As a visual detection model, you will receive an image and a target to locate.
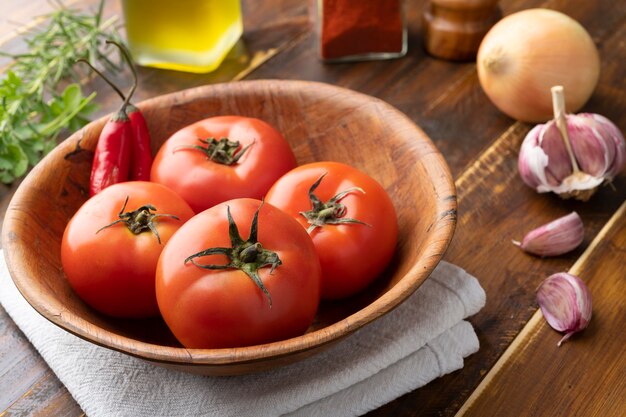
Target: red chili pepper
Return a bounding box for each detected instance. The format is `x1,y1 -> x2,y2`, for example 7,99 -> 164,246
78,40 -> 153,188
109,40 -> 153,181
89,110 -> 132,196
126,104 -> 153,181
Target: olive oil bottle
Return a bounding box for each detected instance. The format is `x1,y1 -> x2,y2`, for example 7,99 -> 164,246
122,0 -> 242,73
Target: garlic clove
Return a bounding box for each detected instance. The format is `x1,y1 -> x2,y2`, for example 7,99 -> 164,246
513,211 -> 584,257
537,272 -> 592,346
518,125 -> 546,189
569,115 -> 615,177
539,121 -> 573,184
517,86 -> 626,201
584,113 -> 626,178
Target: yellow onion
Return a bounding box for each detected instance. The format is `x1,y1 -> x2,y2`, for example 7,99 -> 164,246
477,9 -> 600,122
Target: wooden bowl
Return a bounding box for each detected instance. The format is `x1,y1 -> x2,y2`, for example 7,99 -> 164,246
2,80 -> 456,375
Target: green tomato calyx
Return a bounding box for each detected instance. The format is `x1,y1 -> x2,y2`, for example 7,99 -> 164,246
184,202 -> 281,308
96,196 -> 180,244
176,137 -> 253,165
300,173 -> 370,234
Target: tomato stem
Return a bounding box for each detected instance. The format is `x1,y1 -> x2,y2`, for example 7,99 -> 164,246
96,196 -> 180,244
174,137 -> 253,165
300,173 -> 370,233
184,202 -> 280,308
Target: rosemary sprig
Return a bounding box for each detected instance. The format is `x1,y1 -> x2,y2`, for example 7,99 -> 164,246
0,0 -> 125,184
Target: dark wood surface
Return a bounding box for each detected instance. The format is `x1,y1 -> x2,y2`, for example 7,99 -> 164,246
1,0 -> 624,415
457,201 -> 626,416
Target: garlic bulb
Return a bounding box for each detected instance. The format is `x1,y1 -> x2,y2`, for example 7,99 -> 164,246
537,272 -> 592,346
518,86 -> 626,201
513,211 -> 583,257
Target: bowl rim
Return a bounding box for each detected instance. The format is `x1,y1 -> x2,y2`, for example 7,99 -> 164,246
2,79 -> 457,368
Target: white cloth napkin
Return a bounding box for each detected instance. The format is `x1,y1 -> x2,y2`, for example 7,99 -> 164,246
0,252 -> 485,417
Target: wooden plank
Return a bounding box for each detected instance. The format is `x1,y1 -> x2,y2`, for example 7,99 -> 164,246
367,15 -> 626,417
457,199 -> 626,416
0,0 -> 309,201
0,303 -> 83,416
244,0 -> 623,178
0,0 -> 310,112
0,0 -> 109,69
0,305 -> 47,411
242,0 -> 553,178
0,0 -> 82,44
0,1 -> 308,415
1,372 -> 84,417
0,0 -> 624,416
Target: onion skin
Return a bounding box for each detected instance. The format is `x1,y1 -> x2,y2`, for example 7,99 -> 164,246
477,9 -> 600,123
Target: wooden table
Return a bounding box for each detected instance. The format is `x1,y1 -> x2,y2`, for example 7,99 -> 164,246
1,0 -> 624,415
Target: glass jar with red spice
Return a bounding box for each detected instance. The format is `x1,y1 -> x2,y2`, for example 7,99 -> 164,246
312,0 -> 407,62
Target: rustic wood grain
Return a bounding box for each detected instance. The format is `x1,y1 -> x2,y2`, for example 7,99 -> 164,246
0,0 -> 310,103
0,0 -> 624,414
2,80 -> 456,375
0,0 -> 82,44
244,0 -> 623,177
457,200 -> 626,416
0,0 -> 309,410
382,133 -> 625,417
0,304 -> 47,411
0,0 -> 114,70
368,9 -> 626,415
243,0 -> 554,177
1,363 -> 84,417
1,301 -> 80,417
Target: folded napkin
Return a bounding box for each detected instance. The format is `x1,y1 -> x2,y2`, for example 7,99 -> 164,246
0,252 -> 485,417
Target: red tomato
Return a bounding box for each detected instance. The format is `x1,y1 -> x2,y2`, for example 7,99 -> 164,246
150,116 -> 297,213
156,198 -> 321,349
265,162 -> 398,300
61,181 -> 194,318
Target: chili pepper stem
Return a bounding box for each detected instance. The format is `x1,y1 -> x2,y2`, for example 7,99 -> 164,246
76,58 -> 126,101
106,40 -> 137,111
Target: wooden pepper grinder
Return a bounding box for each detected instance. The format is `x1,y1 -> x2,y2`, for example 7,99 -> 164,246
423,0 -> 501,61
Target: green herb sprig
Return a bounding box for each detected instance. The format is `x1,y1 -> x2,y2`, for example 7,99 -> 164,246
0,0 -> 125,184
